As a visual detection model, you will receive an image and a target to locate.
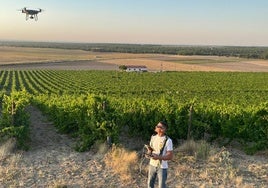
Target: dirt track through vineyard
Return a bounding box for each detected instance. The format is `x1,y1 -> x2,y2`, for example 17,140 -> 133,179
0,106 -> 130,187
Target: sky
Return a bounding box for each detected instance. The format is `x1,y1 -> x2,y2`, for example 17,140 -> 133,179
1,0 -> 268,46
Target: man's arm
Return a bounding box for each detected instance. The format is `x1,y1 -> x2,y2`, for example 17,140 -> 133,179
152,150 -> 173,161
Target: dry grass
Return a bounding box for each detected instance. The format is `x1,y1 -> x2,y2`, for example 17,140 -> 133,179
104,145 -> 139,181
177,139 -> 211,160
0,138 -> 17,159
0,138 -> 22,186
0,46 -> 95,64
172,140 -> 268,187
50,180 -> 68,188
0,46 -> 152,65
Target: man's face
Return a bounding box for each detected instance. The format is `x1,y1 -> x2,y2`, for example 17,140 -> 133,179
155,122 -> 166,134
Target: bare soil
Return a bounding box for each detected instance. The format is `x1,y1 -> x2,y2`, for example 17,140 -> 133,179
1,46 -> 268,72
0,106 -> 267,187
0,60 -> 118,70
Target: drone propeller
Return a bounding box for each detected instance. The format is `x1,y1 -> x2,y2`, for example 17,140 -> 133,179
17,7 -> 27,11
38,8 -> 44,12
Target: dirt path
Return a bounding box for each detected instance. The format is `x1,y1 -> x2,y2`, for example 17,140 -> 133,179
0,106 -> 130,187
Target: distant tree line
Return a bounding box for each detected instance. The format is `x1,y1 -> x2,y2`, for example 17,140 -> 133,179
1,40 -> 268,59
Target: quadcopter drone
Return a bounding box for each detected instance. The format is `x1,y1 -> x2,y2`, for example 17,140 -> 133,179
19,7 -> 43,21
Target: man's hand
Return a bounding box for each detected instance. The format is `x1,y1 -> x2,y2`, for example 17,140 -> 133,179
145,145 -> 154,152
151,151 -> 173,161
151,153 -> 161,160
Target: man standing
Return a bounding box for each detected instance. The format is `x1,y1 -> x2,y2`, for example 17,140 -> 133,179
147,121 -> 173,188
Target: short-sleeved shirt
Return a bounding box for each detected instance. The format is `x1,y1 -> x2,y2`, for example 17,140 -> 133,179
149,134 -> 173,169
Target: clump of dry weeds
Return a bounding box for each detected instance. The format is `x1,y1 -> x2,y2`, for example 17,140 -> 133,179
0,138 -> 22,186
177,139 -> 211,161
0,138 -> 17,159
104,145 -> 139,181
173,140 -> 249,187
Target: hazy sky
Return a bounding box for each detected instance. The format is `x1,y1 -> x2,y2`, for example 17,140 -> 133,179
1,0 -> 268,46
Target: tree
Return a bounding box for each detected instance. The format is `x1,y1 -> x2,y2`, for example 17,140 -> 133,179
119,65 -> 127,71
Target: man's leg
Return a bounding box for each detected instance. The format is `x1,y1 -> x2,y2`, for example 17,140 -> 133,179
148,165 -> 157,188
157,168 -> 167,188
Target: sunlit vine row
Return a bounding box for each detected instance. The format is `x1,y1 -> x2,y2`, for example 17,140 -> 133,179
40,70 -> 84,93
1,70 -> 268,104
30,70 -> 60,94
19,70 -> 37,94
23,71 -> 45,94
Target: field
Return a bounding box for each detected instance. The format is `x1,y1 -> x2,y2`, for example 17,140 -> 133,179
0,46 -> 267,187
1,46 -> 268,71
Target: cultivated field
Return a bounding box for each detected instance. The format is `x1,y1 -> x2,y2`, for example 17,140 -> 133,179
1,46 -> 268,71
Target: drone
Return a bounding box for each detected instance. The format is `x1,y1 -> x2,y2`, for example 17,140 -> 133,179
19,7 -> 43,21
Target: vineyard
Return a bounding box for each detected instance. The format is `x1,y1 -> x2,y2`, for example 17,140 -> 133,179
0,70 -> 267,153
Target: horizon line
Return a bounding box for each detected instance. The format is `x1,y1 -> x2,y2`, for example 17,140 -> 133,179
1,39 -> 268,48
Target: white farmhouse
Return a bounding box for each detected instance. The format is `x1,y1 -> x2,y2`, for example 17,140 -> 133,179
125,65 -> 148,72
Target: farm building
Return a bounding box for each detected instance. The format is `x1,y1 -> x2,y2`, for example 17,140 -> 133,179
125,65 -> 148,72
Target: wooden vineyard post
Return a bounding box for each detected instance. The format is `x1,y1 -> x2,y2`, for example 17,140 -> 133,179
187,105 -> 193,140
11,100 -> 16,126
103,101 -> 112,147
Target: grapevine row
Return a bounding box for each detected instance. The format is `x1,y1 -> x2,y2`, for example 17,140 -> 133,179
0,70 -> 267,153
